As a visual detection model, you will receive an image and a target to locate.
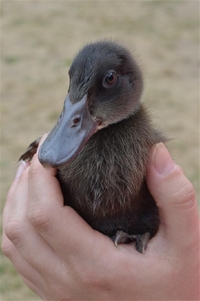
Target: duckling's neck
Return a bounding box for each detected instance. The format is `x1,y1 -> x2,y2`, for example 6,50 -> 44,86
95,104 -> 155,143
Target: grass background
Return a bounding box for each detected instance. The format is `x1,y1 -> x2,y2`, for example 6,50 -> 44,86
1,1 -> 199,300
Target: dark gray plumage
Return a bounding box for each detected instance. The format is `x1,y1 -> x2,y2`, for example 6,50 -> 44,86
20,41 -> 165,253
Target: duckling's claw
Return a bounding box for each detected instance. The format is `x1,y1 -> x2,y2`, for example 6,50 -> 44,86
113,230 -> 151,253
19,137 -> 41,162
113,230 -> 137,247
135,232 -> 151,253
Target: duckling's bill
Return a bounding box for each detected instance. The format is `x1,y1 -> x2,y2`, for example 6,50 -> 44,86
38,94 -> 98,168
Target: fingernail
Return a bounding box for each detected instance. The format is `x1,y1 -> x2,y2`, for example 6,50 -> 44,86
152,143 -> 176,175
15,160 -> 29,179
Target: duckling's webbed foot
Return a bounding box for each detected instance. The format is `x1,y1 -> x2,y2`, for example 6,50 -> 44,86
113,230 -> 151,254
19,137 -> 41,162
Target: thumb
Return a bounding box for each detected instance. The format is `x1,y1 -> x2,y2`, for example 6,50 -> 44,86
146,143 -> 199,248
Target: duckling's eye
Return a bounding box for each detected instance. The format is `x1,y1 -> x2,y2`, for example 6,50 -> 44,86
103,71 -> 117,88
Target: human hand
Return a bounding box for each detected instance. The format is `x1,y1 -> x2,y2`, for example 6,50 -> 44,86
2,142 -> 199,300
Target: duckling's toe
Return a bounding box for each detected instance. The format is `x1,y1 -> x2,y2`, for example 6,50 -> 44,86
113,230 -> 151,253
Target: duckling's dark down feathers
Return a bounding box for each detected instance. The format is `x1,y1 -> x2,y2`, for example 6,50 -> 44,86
20,41 -> 166,253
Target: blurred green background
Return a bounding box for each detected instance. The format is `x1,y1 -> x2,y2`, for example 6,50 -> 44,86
1,1 -> 199,300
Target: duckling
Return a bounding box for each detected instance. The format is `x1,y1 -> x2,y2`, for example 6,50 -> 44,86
20,41 -> 165,253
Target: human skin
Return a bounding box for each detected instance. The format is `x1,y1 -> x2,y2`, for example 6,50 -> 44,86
2,141 -> 200,300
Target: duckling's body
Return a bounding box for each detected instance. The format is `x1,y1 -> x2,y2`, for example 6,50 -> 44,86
58,107 -> 161,240
20,41 -> 165,253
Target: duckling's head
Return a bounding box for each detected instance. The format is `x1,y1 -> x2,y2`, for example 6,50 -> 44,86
39,41 -> 143,167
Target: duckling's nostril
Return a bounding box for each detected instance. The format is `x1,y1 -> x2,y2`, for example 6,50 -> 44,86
71,116 -> 81,127
97,120 -> 102,127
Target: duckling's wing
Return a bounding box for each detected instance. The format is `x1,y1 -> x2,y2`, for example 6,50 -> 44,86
19,137 -> 41,162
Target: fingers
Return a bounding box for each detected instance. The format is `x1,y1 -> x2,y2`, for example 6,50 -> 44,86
146,143 -> 199,249
28,152 -> 112,264
21,277 -> 45,300
2,233 -> 45,294
2,159 -> 62,277
3,161 -> 30,225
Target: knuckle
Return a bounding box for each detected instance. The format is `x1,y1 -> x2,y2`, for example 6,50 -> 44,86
5,220 -> 25,243
172,179 -> 196,209
28,207 -> 53,230
183,181 -> 196,201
